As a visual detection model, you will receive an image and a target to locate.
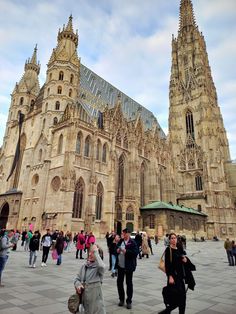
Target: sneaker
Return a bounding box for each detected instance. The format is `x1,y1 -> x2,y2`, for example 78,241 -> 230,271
111,273 -> 115,278
29,265 -> 32,268
118,301 -> 124,307
33,264 -> 36,268
44,263 -> 47,267
126,303 -> 132,309
41,262 -> 44,267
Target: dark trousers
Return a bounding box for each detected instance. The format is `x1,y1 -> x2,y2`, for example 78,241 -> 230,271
117,266 -> 133,304
226,250 -> 234,266
76,249 -> 83,259
109,252 -> 112,270
42,246 -> 50,263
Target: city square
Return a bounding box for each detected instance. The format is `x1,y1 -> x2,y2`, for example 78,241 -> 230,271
0,239 -> 235,314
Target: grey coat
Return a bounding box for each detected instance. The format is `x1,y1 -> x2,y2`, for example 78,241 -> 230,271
74,250 -> 106,314
0,236 -> 12,257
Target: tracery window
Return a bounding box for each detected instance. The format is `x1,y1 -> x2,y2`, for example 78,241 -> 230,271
70,74 -> 74,84
95,182 -> 103,220
126,206 -> 134,221
140,162 -> 145,207
69,89 -> 72,97
38,149 -> 42,162
72,178 -> 84,218
118,155 -> 124,197
186,110 -> 195,140
19,97 -> 24,106
195,175 -> 203,191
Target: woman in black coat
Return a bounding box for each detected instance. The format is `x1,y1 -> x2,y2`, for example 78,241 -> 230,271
55,231 -> 65,265
159,233 -> 187,314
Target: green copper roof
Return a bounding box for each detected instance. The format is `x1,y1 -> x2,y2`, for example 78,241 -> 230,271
140,201 -> 207,217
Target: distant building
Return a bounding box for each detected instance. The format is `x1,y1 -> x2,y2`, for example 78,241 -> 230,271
0,1 -> 235,238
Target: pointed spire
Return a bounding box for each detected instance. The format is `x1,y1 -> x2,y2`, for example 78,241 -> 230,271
24,45 -> 40,75
179,0 -> 196,31
30,44 -> 38,64
65,15 -> 73,32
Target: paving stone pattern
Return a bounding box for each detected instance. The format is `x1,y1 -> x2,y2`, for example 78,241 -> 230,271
0,240 -> 235,313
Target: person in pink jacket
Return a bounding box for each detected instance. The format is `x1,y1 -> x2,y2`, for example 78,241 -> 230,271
76,230 -> 85,259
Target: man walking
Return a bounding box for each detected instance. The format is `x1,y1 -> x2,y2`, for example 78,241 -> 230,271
116,228 -> 138,309
0,229 -> 14,287
224,238 -> 234,266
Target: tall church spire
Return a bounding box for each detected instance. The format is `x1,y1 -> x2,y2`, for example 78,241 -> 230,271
179,0 -> 196,31
25,44 -> 40,75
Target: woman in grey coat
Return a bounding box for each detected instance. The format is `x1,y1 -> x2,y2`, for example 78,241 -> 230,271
74,244 -> 106,314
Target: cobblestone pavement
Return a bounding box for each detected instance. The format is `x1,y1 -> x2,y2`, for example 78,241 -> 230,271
0,239 -> 235,314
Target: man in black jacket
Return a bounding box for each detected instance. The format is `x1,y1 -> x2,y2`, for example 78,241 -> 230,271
116,228 -> 138,310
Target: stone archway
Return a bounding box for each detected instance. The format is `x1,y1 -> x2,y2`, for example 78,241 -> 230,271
0,203 -> 9,229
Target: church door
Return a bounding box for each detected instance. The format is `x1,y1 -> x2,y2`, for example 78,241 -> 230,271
0,203 -> 9,229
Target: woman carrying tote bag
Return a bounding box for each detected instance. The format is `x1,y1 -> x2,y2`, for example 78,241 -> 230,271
159,233 -> 187,314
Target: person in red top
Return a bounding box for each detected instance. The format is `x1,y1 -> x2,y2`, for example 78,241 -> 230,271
76,230 -> 85,259
85,231 -> 96,257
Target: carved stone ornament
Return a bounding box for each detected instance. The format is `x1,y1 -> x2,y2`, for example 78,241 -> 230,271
51,176 -> 61,191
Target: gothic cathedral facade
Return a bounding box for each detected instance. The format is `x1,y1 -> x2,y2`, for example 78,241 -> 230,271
0,0 -> 235,238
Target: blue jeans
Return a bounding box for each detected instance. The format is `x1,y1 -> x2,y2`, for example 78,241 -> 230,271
0,255 -> 9,282
111,254 -> 117,273
57,254 -> 62,265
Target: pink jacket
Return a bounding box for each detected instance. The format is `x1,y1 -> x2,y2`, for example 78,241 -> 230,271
76,234 -> 85,250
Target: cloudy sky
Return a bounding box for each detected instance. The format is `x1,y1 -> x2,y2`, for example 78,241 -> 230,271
0,0 -> 236,159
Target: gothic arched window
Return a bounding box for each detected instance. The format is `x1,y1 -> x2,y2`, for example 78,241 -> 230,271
19,97 -> 24,106
118,155 -> 124,197
140,162 -> 145,207
70,74 -> 74,84
69,89 -> 72,97
59,71 -> 64,81
95,182 -> 103,220
96,139 -> 101,161
148,214 -> 155,229
57,134 -> 63,155
57,86 -> 62,94
186,110 -> 195,139
126,206 -> 134,221
76,132 -> 82,154
72,178 -> 84,218
55,101 -> 60,110
195,175 -> 203,191
38,149 -> 42,162
84,136 -> 91,157
102,143 -> 107,162
53,117 -> 58,125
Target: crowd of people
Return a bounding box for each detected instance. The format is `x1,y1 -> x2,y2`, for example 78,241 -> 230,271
2,227 -> 233,314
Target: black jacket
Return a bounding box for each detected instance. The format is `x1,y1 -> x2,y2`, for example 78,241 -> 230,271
29,235 -> 40,251
117,238 -> 138,272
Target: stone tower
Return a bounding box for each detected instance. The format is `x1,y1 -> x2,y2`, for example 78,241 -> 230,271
168,0 -> 236,237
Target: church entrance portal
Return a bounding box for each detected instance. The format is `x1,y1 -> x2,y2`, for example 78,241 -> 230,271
0,203 -> 9,229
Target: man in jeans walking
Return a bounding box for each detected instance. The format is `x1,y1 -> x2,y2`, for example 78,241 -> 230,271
116,228 -> 138,309
0,229 -> 14,287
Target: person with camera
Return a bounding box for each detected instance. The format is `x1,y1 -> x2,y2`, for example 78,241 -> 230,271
74,244 -> 106,314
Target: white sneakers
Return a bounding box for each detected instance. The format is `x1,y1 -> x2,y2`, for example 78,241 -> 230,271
41,262 -> 47,267
29,264 -> 36,268
33,264 -> 36,268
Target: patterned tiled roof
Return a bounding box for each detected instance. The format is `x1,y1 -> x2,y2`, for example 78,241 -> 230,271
80,63 -> 166,138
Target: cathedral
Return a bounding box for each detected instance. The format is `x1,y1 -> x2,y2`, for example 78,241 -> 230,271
0,0 -> 235,239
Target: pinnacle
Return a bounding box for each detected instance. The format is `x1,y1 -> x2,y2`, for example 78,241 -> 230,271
30,44 -> 38,65
179,0 -> 196,31
65,14 -> 74,32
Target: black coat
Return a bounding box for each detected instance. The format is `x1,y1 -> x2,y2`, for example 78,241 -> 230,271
55,236 -> 64,255
117,238 -> 138,272
29,235 -> 40,251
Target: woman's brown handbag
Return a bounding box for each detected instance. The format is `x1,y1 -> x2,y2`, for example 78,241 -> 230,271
158,247 -> 172,273
158,252 -> 166,273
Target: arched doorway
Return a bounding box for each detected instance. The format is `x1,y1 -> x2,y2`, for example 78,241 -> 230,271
116,221 -> 122,236
0,203 -> 9,229
126,222 -> 134,232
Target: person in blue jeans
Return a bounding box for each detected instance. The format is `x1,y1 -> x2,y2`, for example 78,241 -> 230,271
110,234 -> 120,277
0,229 -> 14,287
